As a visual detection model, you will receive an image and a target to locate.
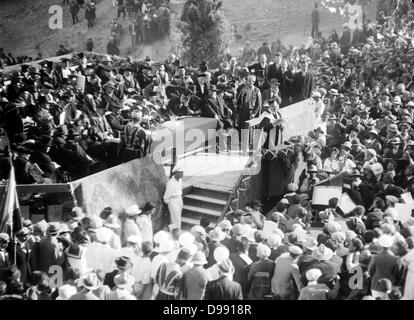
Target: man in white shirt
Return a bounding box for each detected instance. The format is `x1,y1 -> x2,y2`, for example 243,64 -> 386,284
163,166 -> 184,231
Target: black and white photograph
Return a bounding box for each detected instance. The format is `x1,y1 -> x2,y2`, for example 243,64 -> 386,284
0,0 -> 414,307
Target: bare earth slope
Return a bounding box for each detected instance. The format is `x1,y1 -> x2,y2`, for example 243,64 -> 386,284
0,0 -> 376,61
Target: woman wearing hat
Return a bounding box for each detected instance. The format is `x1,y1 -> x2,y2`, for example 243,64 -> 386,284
64,228 -> 89,276
135,202 -> 155,243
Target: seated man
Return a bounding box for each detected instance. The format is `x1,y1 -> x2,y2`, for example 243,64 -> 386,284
166,90 -> 198,118
201,85 -> 234,130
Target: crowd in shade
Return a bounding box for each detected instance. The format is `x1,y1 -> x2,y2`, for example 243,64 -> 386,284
1,1 -> 414,300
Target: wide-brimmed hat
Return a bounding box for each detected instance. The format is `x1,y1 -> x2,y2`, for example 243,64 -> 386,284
172,165 -> 184,174
71,207 -> 86,221
191,251 -> 208,265
114,273 -> 135,289
307,165 -> 318,173
104,214 -> 121,229
312,244 -> 334,261
231,223 -> 247,236
214,247 -> 230,263
155,239 -> 175,253
289,245 -> 303,256
47,222 -> 61,236
342,141 -> 352,149
208,227 -> 226,242
125,204 -> 141,217
56,284 -> 77,300
378,234 -> 394,248
218,219 -> 232,231
79,273 -> 100,291
115,256 -> 133,271
218,258 -> 234,275
95,227 -> 113,244
306,268 -> 323,281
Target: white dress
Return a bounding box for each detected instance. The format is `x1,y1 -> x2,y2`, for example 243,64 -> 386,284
136,215 -> 153,243
402,249 -> 414,300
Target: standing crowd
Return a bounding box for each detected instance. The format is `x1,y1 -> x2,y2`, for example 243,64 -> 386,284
1,0 -> 414,300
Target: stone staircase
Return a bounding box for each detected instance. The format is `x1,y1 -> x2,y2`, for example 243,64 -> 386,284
181,186 -> 231,230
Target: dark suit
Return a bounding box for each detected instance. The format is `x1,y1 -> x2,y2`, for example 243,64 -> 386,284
204,276 -> 243,300
105,112 -> 126,138
221,236 -> 241,255
230,253 -> 251,299
104,269 -> 119,290
7,242 -> 32,284
248,63 -> 269,77
267,63 -> 283,83
368,251 -> 400,291
292,70 -> 314,103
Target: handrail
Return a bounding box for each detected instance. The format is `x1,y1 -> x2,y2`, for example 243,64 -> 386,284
217,155 -> 255,224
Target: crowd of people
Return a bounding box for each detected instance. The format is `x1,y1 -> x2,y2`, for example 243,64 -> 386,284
1,0 -> 414,300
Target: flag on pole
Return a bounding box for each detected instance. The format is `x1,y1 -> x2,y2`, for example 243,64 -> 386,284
0,164 -> 22,235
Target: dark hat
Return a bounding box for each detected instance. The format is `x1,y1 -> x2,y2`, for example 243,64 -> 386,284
270,78 -> 280,85
209,85 -> 219,92
142,202 -> 155,212
55,125 -> 68,136
100,207 -> 112,220
39,135 -> 53,147
115,256 -> 133,271
67,128 -> 80,139
47,222 -> 61,236
307,165 -> 318,173
177,248 -> 192,262
256,70 -> 265,78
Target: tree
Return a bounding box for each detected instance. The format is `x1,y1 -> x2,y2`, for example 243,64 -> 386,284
178,0 -> 233,68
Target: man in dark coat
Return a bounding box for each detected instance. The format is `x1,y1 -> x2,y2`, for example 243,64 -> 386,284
105,103 -> 127,138
248,54 -> 269,79
267,53 -> 283,83
7,228 -> 32,285
229,238 -> 252,299
201,85 -> 233,129
166,91 -> 196,117
292,57 -> 314,103
204,259 -> 243,300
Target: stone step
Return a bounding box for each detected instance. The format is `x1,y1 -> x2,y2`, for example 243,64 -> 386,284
182,205 -> 222,218
181,216 -> 200,229
183,194 -> 227,211
191,186 -> 232,201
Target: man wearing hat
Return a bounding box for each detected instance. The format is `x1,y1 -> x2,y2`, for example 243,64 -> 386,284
205,258 -> 243,300
163,165 -> 184,231
34,223 -> 64,274
154,248 -> 192,300
271,245 -> 303,300
181,251 -> 210,300
368,234 -> 400,299
69,273 -> 100,300
262,78 -> 282,106
0,233 -> 11,279
122,205 -> 142,246
201,85 -> 234,130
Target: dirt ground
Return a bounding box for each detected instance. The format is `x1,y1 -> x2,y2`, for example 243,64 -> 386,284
0,0 -> 377,62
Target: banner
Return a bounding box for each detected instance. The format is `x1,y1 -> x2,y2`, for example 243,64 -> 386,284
70,155 -> 168,231
279,98 -> 322,139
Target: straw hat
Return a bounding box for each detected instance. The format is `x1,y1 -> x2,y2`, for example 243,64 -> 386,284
79,273 -> 100,291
